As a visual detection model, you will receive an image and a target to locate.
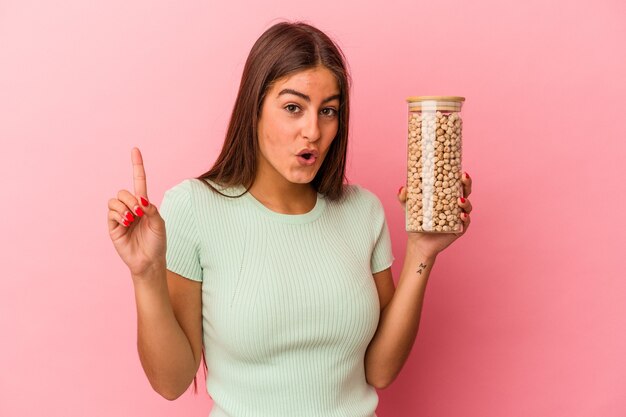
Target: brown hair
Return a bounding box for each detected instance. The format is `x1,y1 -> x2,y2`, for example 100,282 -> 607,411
190,20 -> 353,395
194,20 -> 352,201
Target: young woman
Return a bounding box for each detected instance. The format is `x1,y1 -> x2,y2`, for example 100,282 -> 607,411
107,21 -> 472,417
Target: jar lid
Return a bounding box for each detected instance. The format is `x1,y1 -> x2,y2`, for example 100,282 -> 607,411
406,96 -> 465,102
406,96 -> 465,112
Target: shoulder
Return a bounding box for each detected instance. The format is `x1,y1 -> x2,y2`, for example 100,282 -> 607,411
335,183 -> 386,221
163,178 -> 193,195
164,178 -> 242,200
160,179 -> 205,214
161,179 -> 193,206
341,183 -> 384,209
165,178 -> 217,194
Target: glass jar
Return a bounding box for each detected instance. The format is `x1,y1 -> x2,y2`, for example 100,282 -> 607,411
405,96 -> 465,233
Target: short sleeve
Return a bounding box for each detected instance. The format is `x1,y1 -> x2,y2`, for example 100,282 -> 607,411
159,180 -> 203,282
370,199 -> 395,274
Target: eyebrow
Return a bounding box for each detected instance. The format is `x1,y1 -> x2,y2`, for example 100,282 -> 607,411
277,89 -> 341,104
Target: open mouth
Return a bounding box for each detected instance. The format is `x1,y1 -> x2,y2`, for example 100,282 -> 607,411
296,148 -> 319,166
296,153 -> 317,166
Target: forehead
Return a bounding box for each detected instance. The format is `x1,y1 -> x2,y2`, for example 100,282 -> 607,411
271,67 -> 339,94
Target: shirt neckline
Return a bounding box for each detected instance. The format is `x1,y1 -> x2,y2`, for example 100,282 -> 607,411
239,185 -> 326,224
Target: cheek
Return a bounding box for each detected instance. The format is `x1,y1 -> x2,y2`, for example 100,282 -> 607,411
259,119 -> 294,163
265,120 -> 294,150
322,123 -> 339,147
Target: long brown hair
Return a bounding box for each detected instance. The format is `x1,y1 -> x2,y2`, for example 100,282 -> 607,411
194,20 -> 352,201
190,20 -> 353,396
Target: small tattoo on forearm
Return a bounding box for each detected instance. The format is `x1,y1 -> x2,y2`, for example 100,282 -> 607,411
416,262 -> 428,274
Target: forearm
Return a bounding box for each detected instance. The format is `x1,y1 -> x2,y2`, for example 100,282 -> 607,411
365,245 -> 436,389
132,264 -> 197,400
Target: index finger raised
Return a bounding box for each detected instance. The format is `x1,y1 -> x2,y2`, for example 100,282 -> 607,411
131,147 -> 148,199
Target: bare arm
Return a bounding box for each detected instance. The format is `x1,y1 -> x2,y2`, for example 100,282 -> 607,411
107,148 -> 204,400
133,263 -> 203,400
365,246 -> 435,389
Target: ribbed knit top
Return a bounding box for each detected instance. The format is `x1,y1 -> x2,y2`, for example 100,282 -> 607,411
159,178 -> 395,417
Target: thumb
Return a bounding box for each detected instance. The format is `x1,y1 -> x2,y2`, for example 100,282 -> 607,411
134,194 -> 158,217
397,185 -> 407,208
133,194 -> 165,236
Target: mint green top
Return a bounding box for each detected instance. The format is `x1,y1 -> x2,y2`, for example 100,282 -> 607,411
159,178 -> 395,417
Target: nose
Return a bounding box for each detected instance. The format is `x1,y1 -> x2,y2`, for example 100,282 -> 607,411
302,112 -> 321,143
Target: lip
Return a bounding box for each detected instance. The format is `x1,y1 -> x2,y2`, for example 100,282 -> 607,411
296,154 -> 317,166
296,148 -> 319,158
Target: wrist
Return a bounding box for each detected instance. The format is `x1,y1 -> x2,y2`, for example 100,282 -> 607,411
405,244 -> 438,263
400,245 -> 436,283
131,260 -> 167,284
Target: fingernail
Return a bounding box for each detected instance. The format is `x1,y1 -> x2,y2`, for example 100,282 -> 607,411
460,197 -> 466,203
140,196 -> 149,207
134,206 -> 144,217
122,219 -> 130,227
398,186 -> 403,195
464,172 -> 470,179
124,211 -> 134,222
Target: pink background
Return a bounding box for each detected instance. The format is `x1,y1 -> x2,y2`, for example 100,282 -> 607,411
1,0 -> 625,416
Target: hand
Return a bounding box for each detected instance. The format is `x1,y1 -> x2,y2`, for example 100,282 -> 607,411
398,172 -> 473,259
107,147 -> 167,278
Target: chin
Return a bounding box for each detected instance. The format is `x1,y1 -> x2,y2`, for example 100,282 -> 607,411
287,172 -> 317,184
289,177 -> 314,185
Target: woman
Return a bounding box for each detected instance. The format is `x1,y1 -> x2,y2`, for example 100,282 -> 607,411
107,21 -> 472,417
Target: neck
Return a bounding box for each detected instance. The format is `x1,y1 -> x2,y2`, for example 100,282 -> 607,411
248,172 -> 317,215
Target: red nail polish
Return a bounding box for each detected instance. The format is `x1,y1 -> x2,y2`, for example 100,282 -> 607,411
460,197 -> 466,203
123,219 -> 130,227
140,196 -> 149,207
125,212 -> 134,222
135,207 -> 144,217
398,186 -> 403,195
465,172 -> 470,179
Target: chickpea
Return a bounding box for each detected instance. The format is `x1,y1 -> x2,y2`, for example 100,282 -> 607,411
406,106 -> 464,233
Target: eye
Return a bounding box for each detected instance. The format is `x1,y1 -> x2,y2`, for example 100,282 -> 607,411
321,108 -> 338,118
285,104 -> 301,114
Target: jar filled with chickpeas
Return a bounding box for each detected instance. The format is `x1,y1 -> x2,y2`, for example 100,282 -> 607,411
406,96 -> 465,233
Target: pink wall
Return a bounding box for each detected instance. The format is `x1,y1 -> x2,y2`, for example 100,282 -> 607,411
1,0 -> 624,416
